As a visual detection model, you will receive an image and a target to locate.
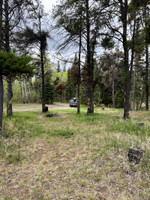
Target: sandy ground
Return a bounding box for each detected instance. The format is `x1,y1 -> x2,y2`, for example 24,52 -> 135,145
12,103 -> 73,112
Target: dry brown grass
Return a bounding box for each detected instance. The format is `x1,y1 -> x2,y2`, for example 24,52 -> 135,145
0,106 -> 150,200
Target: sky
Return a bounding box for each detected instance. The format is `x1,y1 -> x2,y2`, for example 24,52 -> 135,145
40,0 -> 76,67
40,0 -> 77,68
41,0 -> 58,12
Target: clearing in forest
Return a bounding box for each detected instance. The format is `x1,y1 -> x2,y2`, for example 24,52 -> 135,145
0,104 -> 150,200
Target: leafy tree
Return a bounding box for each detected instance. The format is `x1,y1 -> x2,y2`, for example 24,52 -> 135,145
0,51 -> 33,135
53,76 -> 60,86
57,61 -> 61,72
65,55 -> 79,101
65,68 -> 77,101
55,83 -> 66,101
52,71 -> 68,84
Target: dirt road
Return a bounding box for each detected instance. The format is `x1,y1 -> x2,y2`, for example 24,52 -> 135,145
12,103 -> 73,112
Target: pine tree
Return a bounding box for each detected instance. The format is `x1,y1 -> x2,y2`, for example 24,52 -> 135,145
2,0 -> 33,117
0,51 -> 33,135
0,0 -> 3,135
53,0 -> 110,114
108,0 -> 140,118
19,0 -> 50,112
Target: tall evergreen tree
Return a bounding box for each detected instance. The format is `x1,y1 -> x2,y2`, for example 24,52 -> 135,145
0,51 -> 33,135
53,0 -> 110,114
0,0 -> 3,135
142,1 -> 150,110
19,0 -> 50,112
2,0 -> 33,117
108,0 -> 139,118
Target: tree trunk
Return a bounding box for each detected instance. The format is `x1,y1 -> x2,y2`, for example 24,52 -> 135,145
121,0 -> 130,119
7,75 -> 13,117
132,69 -> 135,111
77,21 -> 82,114
0,0 -> 3,135
144,4 -> 149,111
91,85 -> 94,113
87,71 -> 94,114
0,75 -> 3,135
139,91 -> 144,110
145,43 -> 149,111
41,44 -> 45,112
123,49 -> 131,119
24,80 -> 28,103
124,75 -> 131,119
77,71 -> 80,114
123,0 -> 138,119
5,0 -> 13,117
21,81 -> 25,103
28,82 -> 31,102
112,77 -> 115,108
86,0 -> 94,114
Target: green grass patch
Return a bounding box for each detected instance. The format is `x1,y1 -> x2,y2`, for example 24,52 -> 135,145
6,152 -> 21,164
4,196 -> 13,200
1,104 -> 150,200
106,118 -> 150,136
51,129 -> 74,138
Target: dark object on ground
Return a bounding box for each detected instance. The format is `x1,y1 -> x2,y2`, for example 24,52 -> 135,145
45,113 -> 58,117
70,97 -> 77,107
44,106 -> 48,112
136,122 -> 144,126
128,147 -> 143,164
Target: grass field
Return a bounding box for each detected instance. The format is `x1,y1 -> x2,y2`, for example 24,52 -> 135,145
0,104 -> 150,200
